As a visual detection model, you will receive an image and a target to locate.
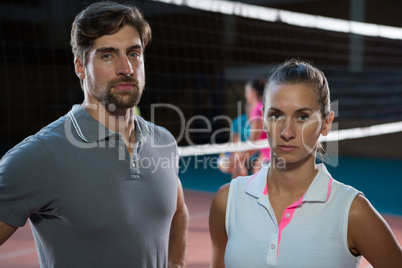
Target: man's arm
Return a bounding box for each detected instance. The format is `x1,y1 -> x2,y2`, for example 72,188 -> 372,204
168,179 -> 189,268
0,220 -> 17,246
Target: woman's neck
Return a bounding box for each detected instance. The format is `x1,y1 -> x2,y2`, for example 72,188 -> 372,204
268,154 -> 318,196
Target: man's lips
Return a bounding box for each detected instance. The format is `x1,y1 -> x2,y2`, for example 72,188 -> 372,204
113,83 -> 134,91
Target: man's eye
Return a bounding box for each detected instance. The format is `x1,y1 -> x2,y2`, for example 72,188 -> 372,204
101,54 -> 112,59
128,52 -> 140,58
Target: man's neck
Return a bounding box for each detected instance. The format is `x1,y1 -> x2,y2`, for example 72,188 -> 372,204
83,100 -> 136,144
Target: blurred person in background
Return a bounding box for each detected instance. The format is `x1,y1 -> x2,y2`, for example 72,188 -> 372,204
218,104 -> 251,178
223,79 -> 271,176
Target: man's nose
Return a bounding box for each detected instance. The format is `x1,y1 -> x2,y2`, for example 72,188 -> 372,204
116,55 -> 133,76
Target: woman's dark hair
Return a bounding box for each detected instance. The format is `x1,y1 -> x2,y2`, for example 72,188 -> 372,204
247,79 -> 266,100
263,59 -> 331,118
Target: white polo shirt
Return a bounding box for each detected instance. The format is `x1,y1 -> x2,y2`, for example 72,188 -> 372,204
225,163 -> 362,268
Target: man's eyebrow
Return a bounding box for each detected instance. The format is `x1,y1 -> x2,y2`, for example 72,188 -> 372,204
95,45 -> 143,55
95,47 -> 119,54
127,45 -> 142,51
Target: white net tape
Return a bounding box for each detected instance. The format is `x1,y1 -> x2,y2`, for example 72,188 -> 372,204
178,121 -> 402,157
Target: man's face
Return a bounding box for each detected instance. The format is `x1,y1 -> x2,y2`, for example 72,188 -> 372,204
76,25 -> 145,110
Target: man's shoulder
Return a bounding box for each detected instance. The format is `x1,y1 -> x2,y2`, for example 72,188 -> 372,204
36,115 -> 68,138
137,116 -> 176,142
3,115 -> 68,161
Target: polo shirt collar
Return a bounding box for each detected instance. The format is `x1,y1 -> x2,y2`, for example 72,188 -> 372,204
132,115 -> 150,146
68,105 -> 118,143
302,164 -> 333,203
244,164 -> 270,198
244,163 -> 332,203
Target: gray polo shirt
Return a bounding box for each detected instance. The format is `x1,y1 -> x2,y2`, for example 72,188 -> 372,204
0,105 -> 178,268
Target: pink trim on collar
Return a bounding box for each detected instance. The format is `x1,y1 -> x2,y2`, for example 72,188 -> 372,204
244,173 -> 259,192
326,177 -> 333,202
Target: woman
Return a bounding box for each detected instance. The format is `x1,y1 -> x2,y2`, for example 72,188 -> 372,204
219,80 -> 271,177
218,104 -> 250,178
232,79 -> 271,175
209,59 -> 402,267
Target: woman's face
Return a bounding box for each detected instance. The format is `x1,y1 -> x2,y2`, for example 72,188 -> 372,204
244,83 -> 257,105
263,83 -> 333,165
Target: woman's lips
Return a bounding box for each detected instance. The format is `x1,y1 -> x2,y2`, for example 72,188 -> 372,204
278,145 -> 297,152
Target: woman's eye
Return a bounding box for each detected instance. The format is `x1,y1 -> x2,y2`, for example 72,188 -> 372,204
269,113 -> 283,121
297,114 -> 309,121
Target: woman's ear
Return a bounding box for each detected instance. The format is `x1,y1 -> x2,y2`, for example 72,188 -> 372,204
321,111 -> 334,136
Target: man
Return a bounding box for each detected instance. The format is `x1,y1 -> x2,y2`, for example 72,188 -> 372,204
0,2 -> 188,267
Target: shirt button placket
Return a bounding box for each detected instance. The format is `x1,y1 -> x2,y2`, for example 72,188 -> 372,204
266,235 -> 278,265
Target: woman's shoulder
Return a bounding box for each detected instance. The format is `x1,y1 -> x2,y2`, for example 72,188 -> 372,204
215,183 -> 230,201
213,175 -> 255,206
231,174 -> 257,191
330,177 -> 362,198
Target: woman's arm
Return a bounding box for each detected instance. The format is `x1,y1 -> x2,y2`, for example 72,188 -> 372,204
0,221 -> 17,246
234,118 -> 261,166
348,194 -> 402,267
209,183 -> 230,268
248,118 -> 263,142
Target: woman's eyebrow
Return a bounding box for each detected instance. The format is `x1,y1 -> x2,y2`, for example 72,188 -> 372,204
268,107 -> 313,113
295,107 -> 313,113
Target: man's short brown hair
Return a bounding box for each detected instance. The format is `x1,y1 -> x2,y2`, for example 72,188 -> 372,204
70,1 -> 152,66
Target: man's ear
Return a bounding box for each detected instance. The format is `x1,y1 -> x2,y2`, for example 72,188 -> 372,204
321,111 -> 334,136
74,58 -> 85,80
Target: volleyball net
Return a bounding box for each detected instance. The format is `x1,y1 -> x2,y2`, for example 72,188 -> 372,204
143,0 -> 402,147
1,0 -> 402,161
144,0 -> 402,162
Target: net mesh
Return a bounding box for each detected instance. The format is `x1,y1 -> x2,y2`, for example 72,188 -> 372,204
0,0 -> 401,158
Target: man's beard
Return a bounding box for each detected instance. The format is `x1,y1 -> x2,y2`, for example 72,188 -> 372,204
102,77 -> 144,110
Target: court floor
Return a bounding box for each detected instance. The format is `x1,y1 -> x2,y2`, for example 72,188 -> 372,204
0,189 -> 401,267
